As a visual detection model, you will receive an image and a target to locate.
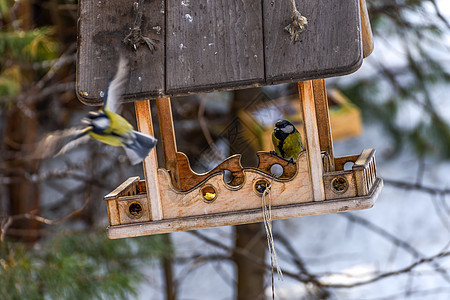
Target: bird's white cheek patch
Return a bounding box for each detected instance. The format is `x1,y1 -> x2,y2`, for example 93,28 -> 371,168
92,117 -> 110,129
282,125 -> 294,134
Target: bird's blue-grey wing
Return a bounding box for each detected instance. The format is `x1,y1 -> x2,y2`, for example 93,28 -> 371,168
55,130 -> 91,157
103,57 -> 128,114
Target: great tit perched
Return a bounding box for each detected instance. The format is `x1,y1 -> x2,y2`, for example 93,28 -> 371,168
272,119 -> 303,162
35,57 -> 157,165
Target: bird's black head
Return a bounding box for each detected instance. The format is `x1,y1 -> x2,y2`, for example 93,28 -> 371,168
274,119 -> 295,140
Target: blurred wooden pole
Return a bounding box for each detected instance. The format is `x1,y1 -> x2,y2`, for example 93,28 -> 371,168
360,0 -> 374,58
231,88 -> 266,300
312,79 -> 335,171
4,0 -> 40,243
161,233 -> 176,300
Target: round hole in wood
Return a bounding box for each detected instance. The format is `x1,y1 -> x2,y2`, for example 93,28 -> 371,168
253,178 -> 270,197
128,202 -> 143,217
222,170 -> 245,190
331,176 -> 349,194
201,185 -> 217,203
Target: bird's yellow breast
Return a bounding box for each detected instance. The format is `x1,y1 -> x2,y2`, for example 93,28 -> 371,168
272,130 -> 303,161
88,110 -> 134,147
104,110 -> 133,135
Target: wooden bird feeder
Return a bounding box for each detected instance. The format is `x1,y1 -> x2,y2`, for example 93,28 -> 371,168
77,0 -> 382,238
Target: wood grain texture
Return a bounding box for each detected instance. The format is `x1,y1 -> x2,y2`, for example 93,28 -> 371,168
323,171 -> 356,200
155,98 -> 180,189
135,100 -> 163,220
299,81 -> 325,201
77,0 -> 365,103
117,195 -> 151,224
312,79 -> 335,170
77,0 -> 165,105
104,176 -> 140,200
173,153 -> 245,192
165,0 -> 265,95
105,176 -> 140,226
159,152 -> 312,219
106,200 -> 121,226
103,149 -> 382,235
263,0 -> 362,83
334,154 -> 359,171
353,148 -> 375,169
106,178 -> 383,238
354,149 -> 377,196
255,151 -> 298,179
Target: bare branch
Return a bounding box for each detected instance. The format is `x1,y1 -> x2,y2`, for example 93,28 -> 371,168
1,195 -> 91,242
430,0 -> 450,30
384,178 -> 450,195
341,213 -> 450,283
326,249 -> 450,288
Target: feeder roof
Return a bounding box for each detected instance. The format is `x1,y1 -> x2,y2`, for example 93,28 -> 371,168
77,0 -> 363,105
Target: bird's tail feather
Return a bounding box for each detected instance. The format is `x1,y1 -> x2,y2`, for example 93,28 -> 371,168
123,131 -> 157,165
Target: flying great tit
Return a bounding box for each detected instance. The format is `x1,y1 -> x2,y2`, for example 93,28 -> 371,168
35,58 -> 157,165
272,119 -> 303,162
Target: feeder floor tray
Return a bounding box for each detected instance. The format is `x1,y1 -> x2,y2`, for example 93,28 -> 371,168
106,178 -> 382,239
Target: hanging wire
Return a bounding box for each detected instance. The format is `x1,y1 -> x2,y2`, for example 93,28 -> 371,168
261,176 -> 283,299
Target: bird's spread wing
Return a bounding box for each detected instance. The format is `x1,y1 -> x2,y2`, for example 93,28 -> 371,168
55,133 -> 91,157
103,57 -> 128,114
33,128 -> 90,159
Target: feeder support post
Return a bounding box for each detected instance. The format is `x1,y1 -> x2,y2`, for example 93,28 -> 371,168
156,98 -> 181,190
312,79 -> 335,171
135,100 -> 163,220
299,81 -> 326,201
360,0 -> 374,58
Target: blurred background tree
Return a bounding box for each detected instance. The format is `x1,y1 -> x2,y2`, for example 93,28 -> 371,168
1,0 -> 450,299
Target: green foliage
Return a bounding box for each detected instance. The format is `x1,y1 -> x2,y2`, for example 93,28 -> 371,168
0,28 -> 58,63
0,65 -> 22,97
0,1 -> 58,98
0,229 -> 170,299
0,0 -> 13,20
